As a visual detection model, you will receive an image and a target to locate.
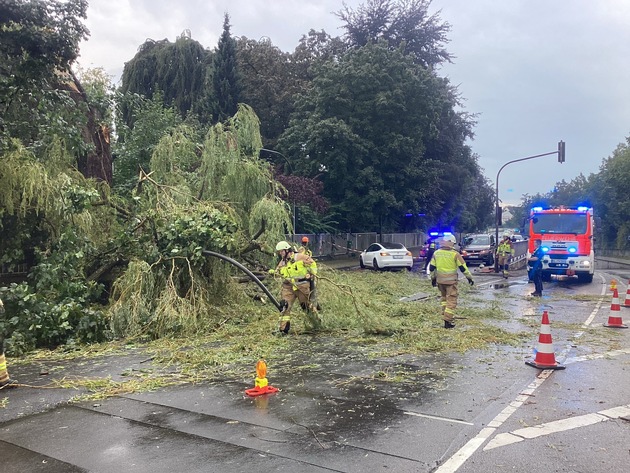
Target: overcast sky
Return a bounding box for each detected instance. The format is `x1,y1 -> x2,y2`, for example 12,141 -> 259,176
77,0 -> 630,206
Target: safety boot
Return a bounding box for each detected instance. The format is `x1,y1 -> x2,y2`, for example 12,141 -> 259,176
278,321 -> 290,335
444,321 -> 456,329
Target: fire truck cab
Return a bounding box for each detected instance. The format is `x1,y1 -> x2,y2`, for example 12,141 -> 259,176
528,206 -> 595,283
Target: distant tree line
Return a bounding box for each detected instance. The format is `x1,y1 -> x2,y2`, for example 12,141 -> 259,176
508,136 -> 630,251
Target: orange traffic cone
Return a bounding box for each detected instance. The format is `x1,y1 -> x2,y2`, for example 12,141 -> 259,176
623,281 -> 630,308
526,310 -> 565,370
604,289 -> 628,329
245,359 -> 279,397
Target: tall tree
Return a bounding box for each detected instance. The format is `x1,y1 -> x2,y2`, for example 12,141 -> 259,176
587,139 -> 630,249
236,37 -> 295,149
212,14 -> 241,123
336,0 -> 452,67
119,32 -> 211,126
278,42 -> 475,232
0,0 -> 89,150
0,0 -> 114,183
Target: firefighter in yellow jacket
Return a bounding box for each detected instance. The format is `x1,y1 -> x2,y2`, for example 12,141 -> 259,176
270,241 -> 319,334
430,235 -> 474,329
0,297 -> 16,389
496,234 -> 514,279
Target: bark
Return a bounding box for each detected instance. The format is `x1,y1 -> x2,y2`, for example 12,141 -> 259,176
60,71 -> 113,184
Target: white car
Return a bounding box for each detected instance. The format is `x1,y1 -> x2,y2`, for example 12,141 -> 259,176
359,242 -> 413,271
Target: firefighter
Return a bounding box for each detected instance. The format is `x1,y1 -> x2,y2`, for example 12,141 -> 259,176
423,238 -> 437,273
270,241 -> 319,334
528,239 -> 545,297
298,236 -> 313,257
0,298 -> 16,389
496,234 -> 515,278
297,236 -> 321,310
430,235 -> 474,329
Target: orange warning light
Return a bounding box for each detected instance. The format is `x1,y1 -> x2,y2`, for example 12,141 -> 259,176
245,359 -> 279,397
256,360 -> 267,379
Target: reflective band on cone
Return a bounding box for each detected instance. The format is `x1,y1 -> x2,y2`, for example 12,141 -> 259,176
623,281 -> 630,308
604,289 -> 628,328
526,310 -> 565,370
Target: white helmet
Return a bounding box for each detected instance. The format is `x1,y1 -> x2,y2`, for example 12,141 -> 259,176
442,235 -> 456,246
275,241 -> 292,251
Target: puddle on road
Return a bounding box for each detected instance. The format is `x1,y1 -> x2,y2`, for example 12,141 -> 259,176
249,337 -> 460,440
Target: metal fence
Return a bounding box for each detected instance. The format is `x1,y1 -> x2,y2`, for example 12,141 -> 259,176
289,233 -> 427,258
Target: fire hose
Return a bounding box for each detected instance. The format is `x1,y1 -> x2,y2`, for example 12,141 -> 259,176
202,250 -> 286,312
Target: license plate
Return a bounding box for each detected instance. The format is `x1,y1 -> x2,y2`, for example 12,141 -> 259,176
393,255 -> 403,259
468,255 -> 478,258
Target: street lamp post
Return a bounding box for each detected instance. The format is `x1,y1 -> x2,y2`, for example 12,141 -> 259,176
494,142 -> 565,272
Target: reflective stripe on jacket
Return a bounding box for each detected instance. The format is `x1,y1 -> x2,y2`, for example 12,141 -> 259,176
431,248 -> 470,284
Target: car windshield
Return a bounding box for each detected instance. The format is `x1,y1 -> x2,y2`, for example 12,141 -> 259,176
463,235 -> 490,246
381,242 -> 405,250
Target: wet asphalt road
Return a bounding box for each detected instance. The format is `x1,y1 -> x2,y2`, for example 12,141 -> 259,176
1,264 -> 630,473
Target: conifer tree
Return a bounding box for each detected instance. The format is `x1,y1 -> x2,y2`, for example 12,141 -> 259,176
212,13 -> 241,123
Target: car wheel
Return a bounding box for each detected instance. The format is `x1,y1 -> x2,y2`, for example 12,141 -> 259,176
359,257 -> 365,269
373,258 -> 380,270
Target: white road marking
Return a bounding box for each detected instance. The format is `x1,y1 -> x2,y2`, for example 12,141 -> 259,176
434,370 -> 553,473
403,411 -> 474,426
435,272 -> 611,472
564,347 -> 630,365
484,404 -> 630,450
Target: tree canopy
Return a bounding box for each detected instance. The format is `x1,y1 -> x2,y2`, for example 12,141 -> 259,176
119,33 -> 211,126
278,41 -> 489,232
336,0 -> 452,67
0,0 -> 90,151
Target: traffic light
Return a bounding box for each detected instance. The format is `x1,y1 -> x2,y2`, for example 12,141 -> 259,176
557,140 -> 565,163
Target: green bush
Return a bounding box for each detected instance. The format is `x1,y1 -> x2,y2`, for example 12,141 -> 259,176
0,230 -> 111,356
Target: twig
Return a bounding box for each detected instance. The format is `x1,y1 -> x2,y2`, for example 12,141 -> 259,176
290,416 -> 326,449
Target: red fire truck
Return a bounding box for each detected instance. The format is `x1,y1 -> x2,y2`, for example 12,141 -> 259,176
528,206 -> 595,283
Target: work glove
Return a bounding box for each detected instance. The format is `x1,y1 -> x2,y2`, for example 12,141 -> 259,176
268,269 -> 275,275
467,277 -> 475,286
431,278 -> 437,287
